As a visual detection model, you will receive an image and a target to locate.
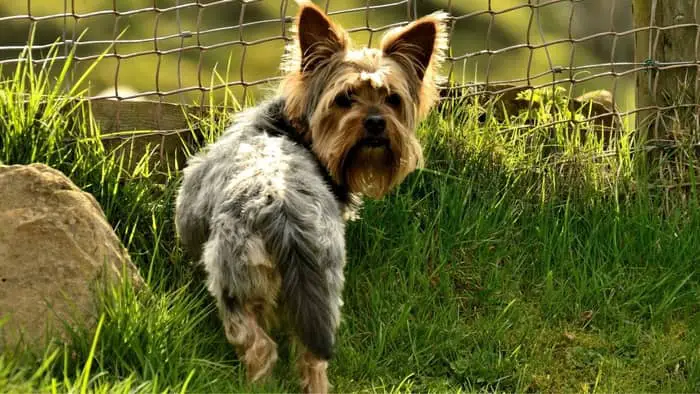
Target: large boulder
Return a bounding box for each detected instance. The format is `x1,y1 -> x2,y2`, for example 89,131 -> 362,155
0,163 -> 144,350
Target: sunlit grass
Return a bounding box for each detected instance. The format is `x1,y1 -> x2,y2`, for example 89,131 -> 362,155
0,37 -> 698,393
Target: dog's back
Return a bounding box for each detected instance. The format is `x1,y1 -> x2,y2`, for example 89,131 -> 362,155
175,99 -> 323,260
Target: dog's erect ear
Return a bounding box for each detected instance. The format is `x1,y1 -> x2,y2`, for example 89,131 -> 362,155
296,1 -> 346,72
380,12 -> 449,81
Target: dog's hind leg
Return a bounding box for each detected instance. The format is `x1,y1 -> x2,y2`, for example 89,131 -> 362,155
220,301 -> 278,382
202,215 -> 281,382
296,344 -> 330,394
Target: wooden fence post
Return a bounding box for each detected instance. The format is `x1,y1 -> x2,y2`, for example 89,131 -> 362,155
634,0 -> 699,140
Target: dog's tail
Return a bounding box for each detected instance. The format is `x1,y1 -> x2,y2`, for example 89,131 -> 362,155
256,200 -> 341,361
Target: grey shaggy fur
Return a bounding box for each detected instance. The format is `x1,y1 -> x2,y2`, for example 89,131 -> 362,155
175,98 -> 359,360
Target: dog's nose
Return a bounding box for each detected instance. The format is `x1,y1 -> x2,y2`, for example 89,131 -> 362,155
363,114 -> 386,136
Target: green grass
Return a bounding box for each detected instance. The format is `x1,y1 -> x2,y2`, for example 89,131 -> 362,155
0,42 -> 698,394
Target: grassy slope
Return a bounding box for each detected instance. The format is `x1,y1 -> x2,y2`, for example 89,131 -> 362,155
0,50 -> 698,393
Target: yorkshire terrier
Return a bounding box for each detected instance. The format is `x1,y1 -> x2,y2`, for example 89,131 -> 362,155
175,1 -> 448,392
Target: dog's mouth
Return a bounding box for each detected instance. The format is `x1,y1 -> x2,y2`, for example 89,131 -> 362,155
338,137 -> 394,187
357,136 -> 390,149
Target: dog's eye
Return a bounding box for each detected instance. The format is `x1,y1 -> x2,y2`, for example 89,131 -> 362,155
334,92 -> 353,108
386,93 -> 401,107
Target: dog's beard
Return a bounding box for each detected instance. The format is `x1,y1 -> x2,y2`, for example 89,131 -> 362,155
342,139 -> 397,199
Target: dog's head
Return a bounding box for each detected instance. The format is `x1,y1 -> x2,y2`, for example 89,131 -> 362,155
280,1 -> 448,199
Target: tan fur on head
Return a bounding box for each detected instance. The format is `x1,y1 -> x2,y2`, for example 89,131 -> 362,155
280,1 -> 449,199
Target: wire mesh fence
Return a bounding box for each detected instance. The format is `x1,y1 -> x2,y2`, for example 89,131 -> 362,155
0,1 -> 630,101
0,0 -> 698,143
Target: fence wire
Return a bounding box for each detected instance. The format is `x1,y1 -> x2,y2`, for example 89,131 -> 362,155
0,0 -> 698,137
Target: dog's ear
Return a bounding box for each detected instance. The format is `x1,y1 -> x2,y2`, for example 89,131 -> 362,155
380,12 -> 449,81
296,1 -> 347,72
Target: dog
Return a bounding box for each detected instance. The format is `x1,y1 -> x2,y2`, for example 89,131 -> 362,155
174,2 -> 448,392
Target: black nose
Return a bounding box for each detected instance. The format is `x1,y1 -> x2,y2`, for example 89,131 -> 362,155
363,115 -> 386,135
